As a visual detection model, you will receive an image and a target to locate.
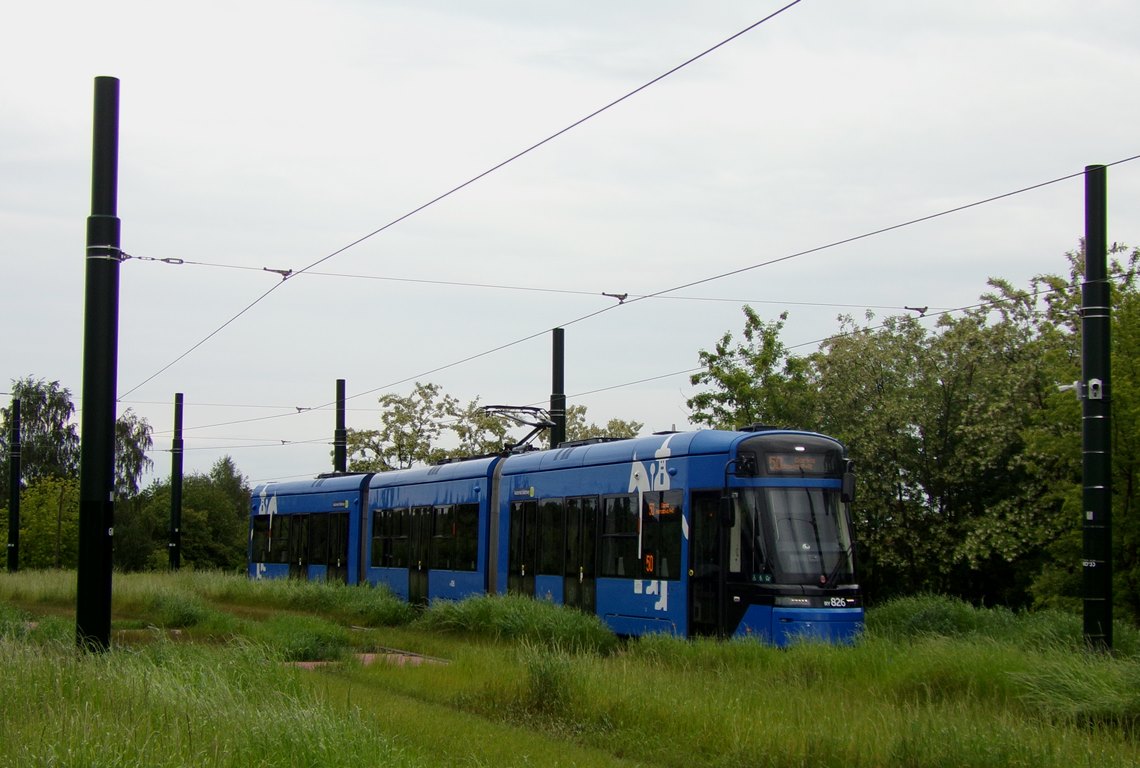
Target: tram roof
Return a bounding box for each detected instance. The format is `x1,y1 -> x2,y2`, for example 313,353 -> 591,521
500,428 -> 832,474
367,455 -> 500,489
250,472 -> 371,498
249,430 -> 842,497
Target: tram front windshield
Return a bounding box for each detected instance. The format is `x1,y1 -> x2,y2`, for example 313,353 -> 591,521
729,487 -> 855,587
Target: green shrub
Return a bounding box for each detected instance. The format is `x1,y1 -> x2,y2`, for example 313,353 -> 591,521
329,584 -> 418,627
517,641 -> 578,719
146,591 -> 212,628
867,594 -> 1005,640
249,614 -> 352,662
867,594 -> 1140,659
627,630 -> 784,673
417,594 -> 617,654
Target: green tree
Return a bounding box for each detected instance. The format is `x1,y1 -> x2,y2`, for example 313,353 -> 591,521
123,456 -> 251,571
940,279 -> 1080,603
811,286 -> 1080,604
345,383 -> 646,467
207,456 -> 251,513
0,377 -> 153,499
689,259 -> 1135,609
115,408 -> 154,498
1027,245 -> 1140,622
346,382 -> 458,471
0,377 -> 80,483
810,312 -> 931,600
447,396 -> 512,457
114,492 -> 161,572
552,404 -> 642,447
15,477 -> 80,569
1109,252 -> 1140,621
688,307 -> 818,431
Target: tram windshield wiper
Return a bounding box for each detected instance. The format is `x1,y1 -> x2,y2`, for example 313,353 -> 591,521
822,543 -> 852,589
803,487 -> 827,585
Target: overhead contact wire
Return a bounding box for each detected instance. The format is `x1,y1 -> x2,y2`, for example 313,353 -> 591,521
165,155 -> 1140,430
119,1 -> 806,398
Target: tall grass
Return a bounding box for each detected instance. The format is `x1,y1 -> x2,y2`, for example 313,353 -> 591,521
867,592 -> 1140,656
246,613 -> 353,662
182,571 -> 418,627
0,569 -> 416,627
449,631 -> 1140,767
5,574 -> 1140,766
1016,650 -> 1140,732
383,595 -> 1140,767
128,570 -> 418,627
0,568 -> 74,606
415,593 -> 618,654
0,637 -> 424,768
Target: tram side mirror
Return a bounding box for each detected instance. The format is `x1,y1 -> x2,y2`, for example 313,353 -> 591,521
719,495 -> 736,528
841,471 -> 856,504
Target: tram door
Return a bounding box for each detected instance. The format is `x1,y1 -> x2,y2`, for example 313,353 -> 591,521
408,507 -> 432,605
508,501 -> 538,596
288,515 -> 308,580
563,496 -> 597,613
327,512 -> 350,584
689,491 -> 723,636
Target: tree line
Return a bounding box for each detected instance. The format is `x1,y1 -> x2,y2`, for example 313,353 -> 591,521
0,379 -> 642,572
0,378 -> 250,571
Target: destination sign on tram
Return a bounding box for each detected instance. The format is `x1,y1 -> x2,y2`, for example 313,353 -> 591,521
766,453 -> 827,475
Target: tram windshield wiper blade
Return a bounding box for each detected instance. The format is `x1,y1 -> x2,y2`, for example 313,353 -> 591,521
822,544 -> 852,589
802,487 -> 827,584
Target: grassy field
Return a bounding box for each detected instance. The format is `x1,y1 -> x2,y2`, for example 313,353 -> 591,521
2,571 -> 1139,767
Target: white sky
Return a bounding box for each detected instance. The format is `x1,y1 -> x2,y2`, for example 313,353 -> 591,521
2,0 -> 1138,486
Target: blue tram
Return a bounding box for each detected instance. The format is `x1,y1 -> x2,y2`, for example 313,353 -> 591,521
249,426 -> 862,645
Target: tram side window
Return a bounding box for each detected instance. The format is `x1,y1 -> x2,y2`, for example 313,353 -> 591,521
269,516 -> 292,564
690,491 -> 720,578
251,515 -> 271,562
642,490 -> 683,580
454,503 -> 479,571
371,509 -> 410,568
370,509 -> 385,567
538,499 -> 565,575
308,513 -> 329,565
432,505 -> 453,570
600,495 -> 638,578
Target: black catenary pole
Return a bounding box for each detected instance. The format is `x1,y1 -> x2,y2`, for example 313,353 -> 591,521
76,76 -> 121,652
169,393 -> 183,570
334,379 -> 347,473
1082,163 -> 1112,651
7,398 -> 20,573
550,328 -> 566,448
